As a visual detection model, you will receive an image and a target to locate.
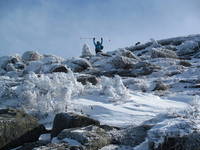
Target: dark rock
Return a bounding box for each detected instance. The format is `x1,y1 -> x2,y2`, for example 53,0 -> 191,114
51,113 -> 100,138
15,62 -> 25,70
153,81 -> 169,91
113,125 -> 152,146
57,125 -> 112,150
51,65 -> 68,73
190,84 -> 200,88
166,71 -> 182,77
179,61 -> 192,67
16,140 -> 49,150
77,74 -> 98,85
0,108 -> 47,150
32,143 -> 71,150
150,133 -> 200,150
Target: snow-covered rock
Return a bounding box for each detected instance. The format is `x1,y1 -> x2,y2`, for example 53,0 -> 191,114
177,40 -> 199,56
64,57 -> 92,72
151,48 -> 178,59
57,125 -> 112,150
22,51 -> 43,62
81,43 -> 93,58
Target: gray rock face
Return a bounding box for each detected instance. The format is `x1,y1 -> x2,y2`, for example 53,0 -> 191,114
149,133 -> 200,150
51,113 -> 100,138
57,125 -> 112,150
113,125 -> 152,147
22,51 -> 43,62
0,108 -> 46,150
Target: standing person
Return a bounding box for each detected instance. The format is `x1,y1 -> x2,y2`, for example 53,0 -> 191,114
93,37 -> 104,54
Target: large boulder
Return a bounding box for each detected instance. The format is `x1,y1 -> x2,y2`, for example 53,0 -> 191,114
76,74 -> 98,85
151,48 -> 178,59
0,108 -> 46,150
22,51 -> 43,62
177,40 -> 199,56
112,125 -> 152,147
57,125 -> 112,150
128,62 -> 160,77
148,118 -> 195,150
111,55 -> 138,69
50,64 -> 68,73
51,112 -> 100,138
153,81 -> 169,91
150,133 -> 200,150
64,58 -> 92,72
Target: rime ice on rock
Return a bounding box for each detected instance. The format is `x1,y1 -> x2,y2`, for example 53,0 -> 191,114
81,44 -> 93,58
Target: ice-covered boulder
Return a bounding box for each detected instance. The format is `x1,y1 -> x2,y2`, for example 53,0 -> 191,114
151,133 -> 200,150
51,112 -> 100,138
113,125 -> 152,147
109,49 -> 141,60
177,40 -> 199,56
111,55 -> 138,69
22,51 -> 43,62
5,63 -> 17,72
150,38 -> 162,48
57,125 -> 112,150
24,61 -> 43,73
42,54 -> 64,64
64,57 -> 92,72
151,48 -> 178,59
81,43 -> 93,58
148,118 -> 195,150
0,108 -> 46,150
153,81 -> 169,91
0,56 -> 11,69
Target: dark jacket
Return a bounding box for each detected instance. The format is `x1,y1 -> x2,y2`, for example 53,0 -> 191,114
93,38 -> 103,54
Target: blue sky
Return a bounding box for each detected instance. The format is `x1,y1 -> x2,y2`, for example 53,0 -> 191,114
0,0 -> 200,57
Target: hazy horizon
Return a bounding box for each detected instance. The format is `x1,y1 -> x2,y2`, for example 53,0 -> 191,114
0,0 -> 200,58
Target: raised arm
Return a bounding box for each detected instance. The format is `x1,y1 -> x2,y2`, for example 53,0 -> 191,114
101,38 -> 103,44
93,38 -> 96,45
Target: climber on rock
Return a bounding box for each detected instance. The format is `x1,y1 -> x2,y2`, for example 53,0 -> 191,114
93,37 -> 104,54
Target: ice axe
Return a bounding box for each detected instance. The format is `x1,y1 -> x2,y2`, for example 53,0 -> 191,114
80,37 -> 111,42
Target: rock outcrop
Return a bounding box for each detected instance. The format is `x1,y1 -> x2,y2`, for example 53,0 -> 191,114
51,112 -> 100,138
57,125 -> 112,150
0,108 -> 46,150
